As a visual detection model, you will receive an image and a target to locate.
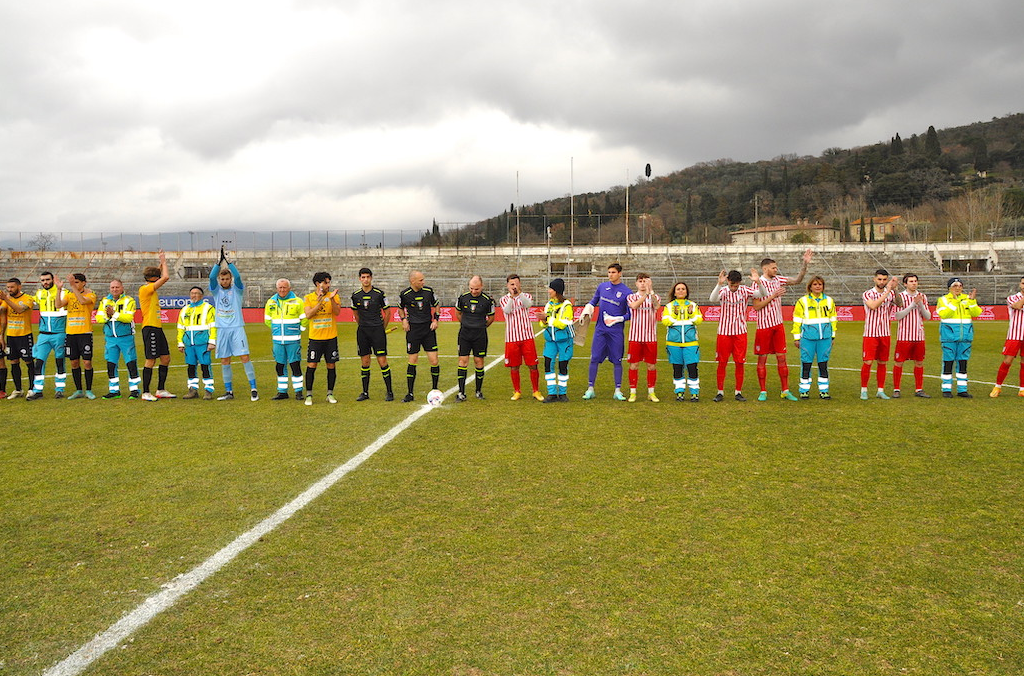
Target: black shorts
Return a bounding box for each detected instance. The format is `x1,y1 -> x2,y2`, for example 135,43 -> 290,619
406,324 -> 438,355
308,337 -> 340,364
458,327 -> 488,357
65,333 -> 94,360
142,326 -> 170,360
6,334 -> 33,361
356,326 -> 388,357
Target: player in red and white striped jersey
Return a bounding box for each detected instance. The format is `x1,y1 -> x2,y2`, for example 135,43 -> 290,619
860,269 -> 898,399
709,268 -> 760,401
892,273 -> 931,398
626,272 -> 661,402
991,276 -> 1024,397
751,249 -> 812,401
500,274 -> 544,401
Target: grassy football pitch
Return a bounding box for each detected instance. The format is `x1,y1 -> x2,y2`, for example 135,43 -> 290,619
2,321 -> 1022,675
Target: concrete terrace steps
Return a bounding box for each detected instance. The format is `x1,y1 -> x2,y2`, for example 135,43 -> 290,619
1,245 -> 1021,308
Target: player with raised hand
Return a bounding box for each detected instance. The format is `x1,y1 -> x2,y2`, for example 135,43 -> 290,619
139,250 -> 175,400
892,273 -> 931,398
860,269 -> 898,400
209,247 -> 258,401
752,248 -> 811,401
709,269 -> 759,402
302,271 -> 342,405
499,274 -> 543,401
991,276 -> 1024,398
937,277 -> 982,397
0,279 -> 35,399
626,272 -> 661,402
57,273 -> 97,399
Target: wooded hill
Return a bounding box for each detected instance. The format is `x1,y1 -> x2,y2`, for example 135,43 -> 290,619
430,113 -> 1024,246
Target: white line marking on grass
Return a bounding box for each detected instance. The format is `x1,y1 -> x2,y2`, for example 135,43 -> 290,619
43,352 -> 510,676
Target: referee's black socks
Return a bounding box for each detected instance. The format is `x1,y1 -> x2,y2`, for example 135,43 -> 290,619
475,368 -> 484,393
430,365 -> 440,389
457,367 -> 467,394
407,364 -> 416,394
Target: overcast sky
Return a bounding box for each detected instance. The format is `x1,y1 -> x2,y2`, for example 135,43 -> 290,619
2,0 -> 1023,236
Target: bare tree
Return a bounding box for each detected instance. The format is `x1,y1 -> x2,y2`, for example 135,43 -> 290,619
29,233 -> 56,251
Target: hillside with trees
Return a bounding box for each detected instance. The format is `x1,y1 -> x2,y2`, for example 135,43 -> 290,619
426,113 -> 1024,246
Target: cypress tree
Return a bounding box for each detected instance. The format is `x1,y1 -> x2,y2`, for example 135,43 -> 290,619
925,125 -> 941,160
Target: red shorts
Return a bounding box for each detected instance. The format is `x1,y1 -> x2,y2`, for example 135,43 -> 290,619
627,340 -> 658,364
504,338 -> 538,367
894,340 -> 925,363
716,333 -> 748,363
754,325 -> 787,355
1002,340 -> 1024,357
862,336 -> 891,362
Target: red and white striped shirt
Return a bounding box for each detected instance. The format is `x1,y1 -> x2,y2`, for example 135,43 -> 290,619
499,292 -> 535,342
862,287 -> 895,338
716,285 -> 755,336
755,275 -> 789,329
627,293 -> 660,342
896,290 -> 928,341
1007,292 -> 1024,341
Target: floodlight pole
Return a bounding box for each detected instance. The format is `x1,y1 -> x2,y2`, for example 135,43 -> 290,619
625,169 -> 630,255
570,157 -> 575,251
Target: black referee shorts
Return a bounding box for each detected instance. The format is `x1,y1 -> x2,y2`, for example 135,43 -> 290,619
406,324 -> 438,355
356,326 -> 388,357
457,327 -> 488,358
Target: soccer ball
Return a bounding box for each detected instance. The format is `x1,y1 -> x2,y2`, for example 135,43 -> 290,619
426,389 -> 445,406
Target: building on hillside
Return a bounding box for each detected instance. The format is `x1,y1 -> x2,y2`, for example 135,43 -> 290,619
730,219 -> 840,246
849,216 -> 907,241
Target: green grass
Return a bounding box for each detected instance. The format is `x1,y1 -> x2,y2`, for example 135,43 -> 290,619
2,322 -> 1023,675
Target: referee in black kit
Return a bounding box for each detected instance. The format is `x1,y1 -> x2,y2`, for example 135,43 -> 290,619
398,270 -> 441,402
352,267 -> 394,401
454,275 -> 495,401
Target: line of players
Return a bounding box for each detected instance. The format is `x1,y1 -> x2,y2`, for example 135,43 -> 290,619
3,248 -> 1024,402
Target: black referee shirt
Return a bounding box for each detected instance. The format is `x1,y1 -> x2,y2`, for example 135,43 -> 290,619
455,292 -> 495,330
351,287 -> 390,328
399,286 -> 439,324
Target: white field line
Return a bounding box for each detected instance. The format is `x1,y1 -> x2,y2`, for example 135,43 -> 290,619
42,351 -> 510,676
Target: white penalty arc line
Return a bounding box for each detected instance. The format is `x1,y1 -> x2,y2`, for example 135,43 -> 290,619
42,352 -> 511,676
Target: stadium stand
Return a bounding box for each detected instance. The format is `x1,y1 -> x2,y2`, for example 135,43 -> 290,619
2,242 -> 1023,307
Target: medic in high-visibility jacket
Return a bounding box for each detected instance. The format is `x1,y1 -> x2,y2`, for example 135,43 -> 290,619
936,277 -> 983,397
662,281 -> 703,401
539,278 -> 574,403
265,279 -> 309,399
177,286 -> 218,398
791,275 -> 837,399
